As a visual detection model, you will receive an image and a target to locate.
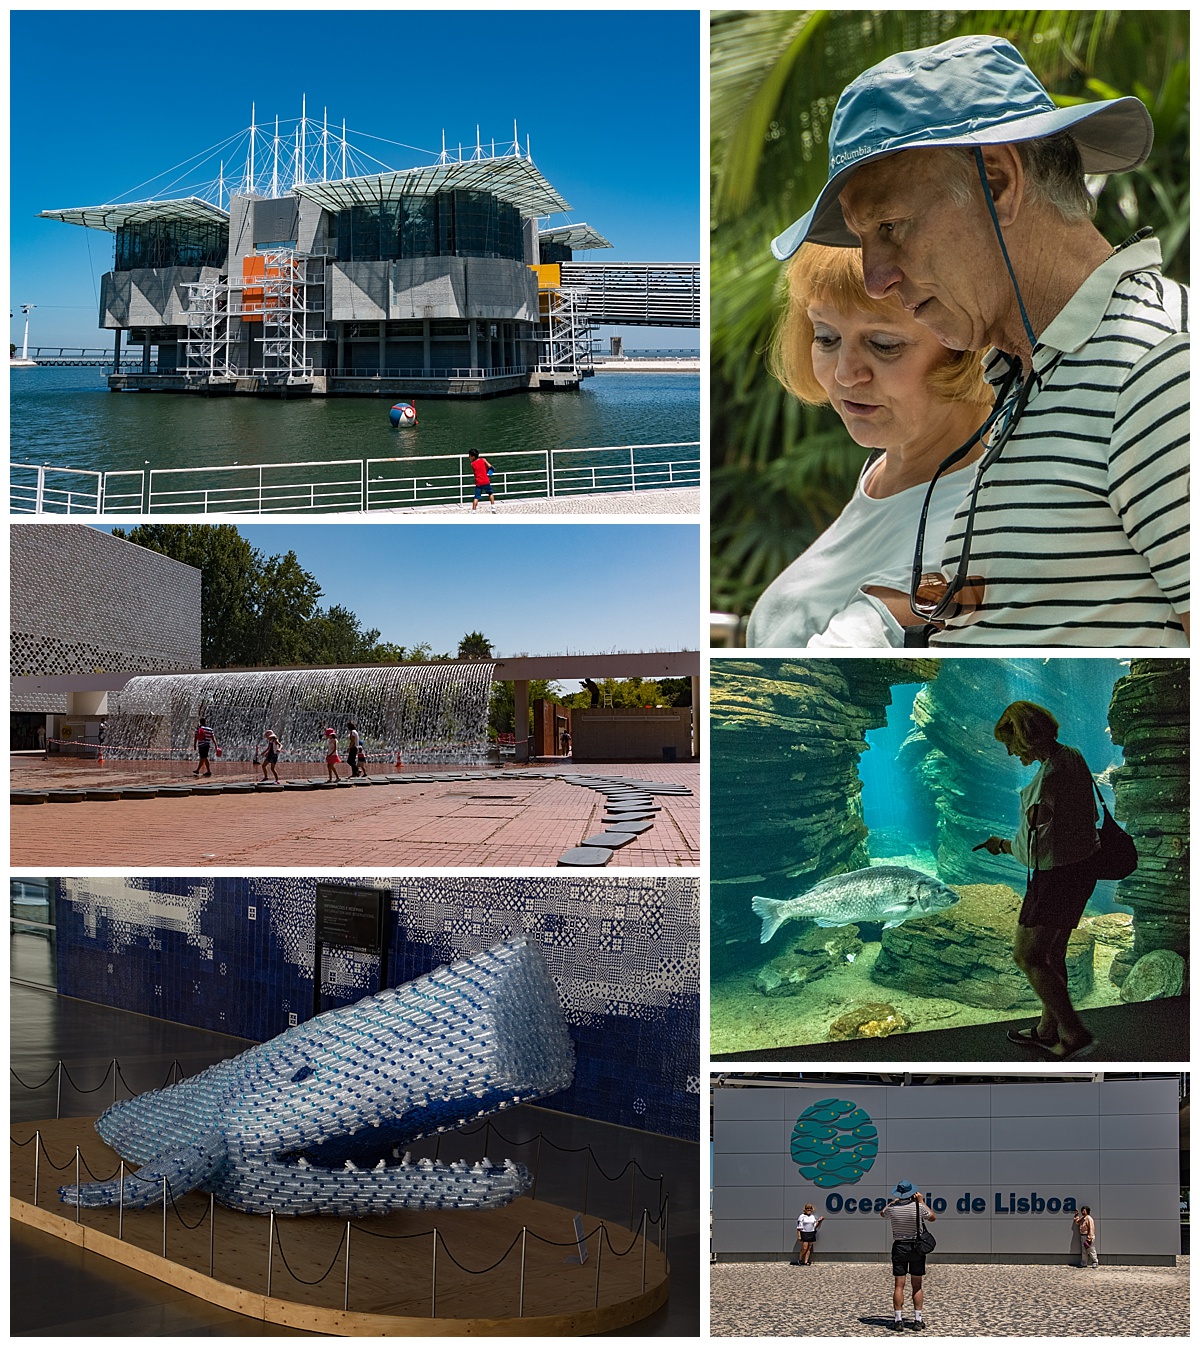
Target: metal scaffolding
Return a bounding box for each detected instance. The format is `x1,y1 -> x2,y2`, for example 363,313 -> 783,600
538,286 -> 594,376
180,278 -> 235,380
247,251 -> 326,382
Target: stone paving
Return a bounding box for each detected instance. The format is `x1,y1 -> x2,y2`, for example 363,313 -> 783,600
371,487 -> 701,516
10,757 -> 701,869
709,1258 -> 1190,1337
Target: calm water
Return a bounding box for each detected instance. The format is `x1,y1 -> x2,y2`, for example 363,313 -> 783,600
10,367 -> 699,474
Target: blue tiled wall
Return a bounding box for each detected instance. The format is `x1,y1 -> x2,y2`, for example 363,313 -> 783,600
56,876 -> 700,1141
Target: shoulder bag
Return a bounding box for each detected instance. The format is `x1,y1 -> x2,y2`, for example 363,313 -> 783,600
1090,780 -> 1138,881
915,1202 -> 936,1255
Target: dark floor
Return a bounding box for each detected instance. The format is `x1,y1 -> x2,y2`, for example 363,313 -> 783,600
711,996 -> 1189,1063
10,982 -> 700,1337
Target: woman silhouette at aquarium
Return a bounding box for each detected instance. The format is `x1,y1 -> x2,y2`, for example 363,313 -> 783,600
981,701 -> 1100,1060
746,245 -> 992,648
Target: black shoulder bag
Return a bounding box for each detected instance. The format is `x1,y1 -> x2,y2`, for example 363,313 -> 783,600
1090,779 -> 1138,880
915,1201 -> 936,1255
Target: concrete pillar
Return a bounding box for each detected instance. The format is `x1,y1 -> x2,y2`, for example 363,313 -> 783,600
469,319 -> 478,371
67,690 -> 109,716
423,315 -> 431,375
112,328 -> 122,372
336,324 -> 345,373
691,675 -> 700,759
514,680 -> 530,762
378,324 -> 387,375
142,333 -> 151,374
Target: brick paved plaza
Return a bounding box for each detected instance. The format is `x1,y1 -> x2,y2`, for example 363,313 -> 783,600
709,1257 -> 1189,1337
10,757 -> 700,868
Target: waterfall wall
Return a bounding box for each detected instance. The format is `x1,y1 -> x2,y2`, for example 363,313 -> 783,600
103,663 -> 496,765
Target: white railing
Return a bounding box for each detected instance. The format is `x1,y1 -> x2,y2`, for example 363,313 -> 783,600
11,443 -> 699,515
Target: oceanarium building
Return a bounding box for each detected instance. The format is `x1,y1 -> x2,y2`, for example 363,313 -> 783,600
38,121 -> 639,397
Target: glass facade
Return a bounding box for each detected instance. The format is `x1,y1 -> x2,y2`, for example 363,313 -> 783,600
539,239 -> 573,264
336,191 -> 523,263
115,218 -> 229,270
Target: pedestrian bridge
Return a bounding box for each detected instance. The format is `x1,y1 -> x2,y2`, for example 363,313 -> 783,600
559,262 -> 699,328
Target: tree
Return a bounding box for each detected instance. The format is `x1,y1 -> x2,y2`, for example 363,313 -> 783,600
457,631 -> 494,661
711,11 -> 1190,619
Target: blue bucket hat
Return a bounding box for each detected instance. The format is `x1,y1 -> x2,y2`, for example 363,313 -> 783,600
771,34 -> 1153,259
890,1180 -> 917,1198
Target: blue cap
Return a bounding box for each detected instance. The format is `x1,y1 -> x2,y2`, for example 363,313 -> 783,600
772,35 -> 1153,259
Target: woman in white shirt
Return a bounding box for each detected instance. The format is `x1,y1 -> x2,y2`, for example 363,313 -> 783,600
747,245 -> 992,647
796,1203 -> 824,1266
981,701 -> 1100,1061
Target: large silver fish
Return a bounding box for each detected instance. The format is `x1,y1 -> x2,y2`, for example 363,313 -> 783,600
752,866 -> 959,943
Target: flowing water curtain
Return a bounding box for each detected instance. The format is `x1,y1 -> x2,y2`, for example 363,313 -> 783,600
106,664 -> 496,764
710,11 -> 1189,618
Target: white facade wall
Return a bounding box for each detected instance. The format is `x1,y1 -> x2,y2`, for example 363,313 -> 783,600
712,1079 -> 1180,1264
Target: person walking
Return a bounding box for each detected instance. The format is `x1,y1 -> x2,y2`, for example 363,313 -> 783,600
346,720 -> 364,777
469,449 -> 497,513
323,727 -> 345,782
981,701 -> 1101,1060
260,730 -> 282,783
796,1203 -> 824,1266
1074,1207 -> 1099,1267
881,1180 -> 935,1331
193,720 -> 219,777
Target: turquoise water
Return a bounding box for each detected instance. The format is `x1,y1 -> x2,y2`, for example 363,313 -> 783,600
10,367 -> 699,475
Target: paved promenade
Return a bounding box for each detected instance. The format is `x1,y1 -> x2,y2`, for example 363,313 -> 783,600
376,487 -> 700,516
10,758 -> 700,868
710,1258 -> 1189,1337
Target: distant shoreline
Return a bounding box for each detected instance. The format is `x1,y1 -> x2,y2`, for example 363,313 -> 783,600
592,359 -> 699,373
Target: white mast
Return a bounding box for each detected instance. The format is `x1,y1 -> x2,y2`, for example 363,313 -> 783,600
248,103 -> 256,193
298,93 -> 306,187
322,106 -> 328,182
342,119 -> 347,179
272,115 -> 279,197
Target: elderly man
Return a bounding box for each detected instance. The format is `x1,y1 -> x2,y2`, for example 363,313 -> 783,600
772,36 -> 1189,646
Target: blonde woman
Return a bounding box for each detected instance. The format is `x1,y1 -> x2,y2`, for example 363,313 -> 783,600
747,245 -> 992,648
982,702 -> 1100,1060
796,1203 -> 824,1266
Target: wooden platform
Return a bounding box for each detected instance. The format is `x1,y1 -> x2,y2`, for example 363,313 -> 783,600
11,1117 -> 669,1336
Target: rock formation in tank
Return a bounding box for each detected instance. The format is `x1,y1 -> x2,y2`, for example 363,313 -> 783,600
871,884 -> 1095,1010
1107,659 -> 1189,984
710,659 -> 938,976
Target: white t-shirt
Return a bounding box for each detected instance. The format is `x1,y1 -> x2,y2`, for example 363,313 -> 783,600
798,1213 -> 820,1234
747,457 -> 974,648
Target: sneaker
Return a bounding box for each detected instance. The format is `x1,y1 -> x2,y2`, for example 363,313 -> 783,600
888,1321 -> 905,1332
910,1320 -> 927,1331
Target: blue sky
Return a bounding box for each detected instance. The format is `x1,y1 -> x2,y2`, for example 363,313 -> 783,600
11,9 -> 700,350
109,523 -> 701,662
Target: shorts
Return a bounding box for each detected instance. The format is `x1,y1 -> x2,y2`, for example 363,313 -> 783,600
264,751 -> 278,765
198,743 -> 210,759
1018,856 -> 1098,929
474,482 -> 492,499
891,1240 -> 927,1277
799,1232 -> 816,1244
347,748 -> 359,768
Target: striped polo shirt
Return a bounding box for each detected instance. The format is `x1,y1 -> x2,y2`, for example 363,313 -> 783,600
931,237 -> 1189,647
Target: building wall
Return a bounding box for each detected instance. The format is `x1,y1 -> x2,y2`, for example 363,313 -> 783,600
572,707 -> 694,762
101,266 -> 221,329
712,1080 -> 1180,1263
55,875 -> 701,1142
330,256 -> 538,323
10,524 -> 200,713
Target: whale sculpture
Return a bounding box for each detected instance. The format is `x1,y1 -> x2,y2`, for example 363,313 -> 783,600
59,936 -> 574,1216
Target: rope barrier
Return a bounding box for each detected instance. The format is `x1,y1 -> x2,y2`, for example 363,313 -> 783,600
272,1218 -> 349,1286
9,1065 -> 61,1090
166,1180 -> 214,1231
430,1225 -> 524,1276
57,1061 -> 116,1095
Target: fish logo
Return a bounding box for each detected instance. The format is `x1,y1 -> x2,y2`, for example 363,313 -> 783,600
791,1097 -> 878,1188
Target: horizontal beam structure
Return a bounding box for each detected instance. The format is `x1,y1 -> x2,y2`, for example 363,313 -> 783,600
39,197 -> 230,232
12,652 -> 700,695
493,652 -> 699,680
295,155 -> 569,218
559,262 -> 699,328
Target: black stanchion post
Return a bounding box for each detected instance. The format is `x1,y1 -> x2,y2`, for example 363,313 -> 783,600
33,1130 -> 40,1207
519,1226 -> 527,1317
594,1225 -> 603,1308
267,1211 -> 275,1298
343,1220 -> 351,1312
75,1147 -> 81,1222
